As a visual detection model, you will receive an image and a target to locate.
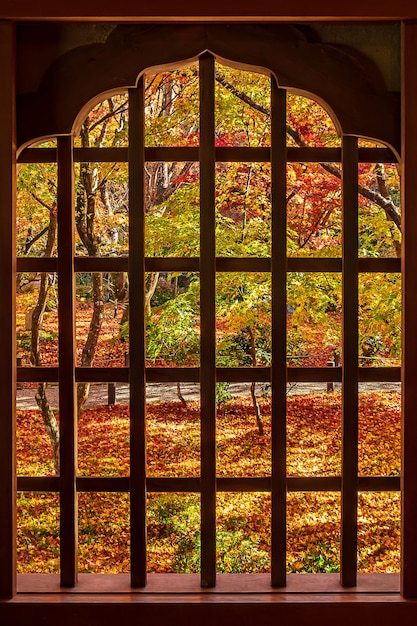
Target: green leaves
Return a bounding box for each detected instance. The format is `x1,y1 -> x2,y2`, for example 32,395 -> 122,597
146,287 -> 200,367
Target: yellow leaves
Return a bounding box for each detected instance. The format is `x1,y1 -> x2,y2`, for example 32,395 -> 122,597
357,493 -> 400,573
358,392 -> 401,475
17,493 -> 60,573
77,493 -> 131,573
17,391 -> 401,574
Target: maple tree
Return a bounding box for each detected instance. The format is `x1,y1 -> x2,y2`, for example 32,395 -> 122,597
18,64 -> 401,490
17,156 -> 60,471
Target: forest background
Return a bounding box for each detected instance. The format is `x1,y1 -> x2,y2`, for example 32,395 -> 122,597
15,62 -> 402,575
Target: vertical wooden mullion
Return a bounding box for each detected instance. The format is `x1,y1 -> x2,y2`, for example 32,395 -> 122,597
270,79 -> 288,588
340,134 -> 359,587
57,135 -> 77,587
199,52 -> 217,588
129,81 -> 147,587
401,21 -> 417,599
0,19 -> 16,600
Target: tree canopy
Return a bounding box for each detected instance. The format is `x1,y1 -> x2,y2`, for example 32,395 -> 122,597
16,60 -> 401,449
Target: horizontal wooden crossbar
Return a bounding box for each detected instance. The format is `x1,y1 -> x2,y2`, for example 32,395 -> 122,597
18,146 -> 397,164
16,366 -> 401,383
16,256 -> 401,273
16,475 -> 400,492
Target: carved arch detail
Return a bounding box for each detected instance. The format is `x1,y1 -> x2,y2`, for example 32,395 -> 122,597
17,24 -> 400,153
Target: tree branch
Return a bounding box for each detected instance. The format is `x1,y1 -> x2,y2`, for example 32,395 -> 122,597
215,71 -> 401,232
24,226 -> 49,255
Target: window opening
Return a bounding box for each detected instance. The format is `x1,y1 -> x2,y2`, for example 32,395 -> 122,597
15,52 -> 401,589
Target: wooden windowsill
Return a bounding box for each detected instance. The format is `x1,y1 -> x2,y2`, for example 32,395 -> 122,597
16,573 -> 400,596
3,574 -> 415,626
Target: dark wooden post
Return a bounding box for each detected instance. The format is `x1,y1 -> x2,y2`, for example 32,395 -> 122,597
57,135 -> 78,587
108,383 -> 116,405
327,359 -> 335,392
0,19 -> 16,600
340,135 -> 359,587
199,52 -> 217,588
270,79 -> 288,588
129,81 -> 147,588
16,357 -> 23,390
401,21 -> 417,599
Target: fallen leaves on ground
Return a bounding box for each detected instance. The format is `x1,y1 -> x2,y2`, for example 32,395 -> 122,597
16,296 -> 128,367
16,391 -> 401,575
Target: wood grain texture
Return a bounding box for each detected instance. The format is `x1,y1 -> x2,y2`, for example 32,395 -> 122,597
2,598 -> 417,626
18,146 -> 396,165
199,52 -> 217,589
57,135 -> 78,587
16,255 -> 401,280
0,20 -> 16,601
128,82 -> 147,587
340,135 -> 359,587
2,0 -> 417,20
16,365 -> 400,384
17,475 -> 400,494
401,21 -> 417,599
15,572 -> 400,594
16,25 -> 399,153
270,80 -> 287,588
16,255 -> 401,275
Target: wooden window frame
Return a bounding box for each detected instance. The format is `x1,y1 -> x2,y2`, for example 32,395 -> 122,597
2,16 -> 417,626
10,53 -> 402,586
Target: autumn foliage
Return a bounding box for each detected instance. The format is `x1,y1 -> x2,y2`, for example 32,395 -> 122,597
17,391 -> 400,575
16,61 -> 402,578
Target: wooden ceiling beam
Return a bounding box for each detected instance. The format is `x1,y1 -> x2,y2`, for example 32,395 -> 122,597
0,0 -> 416,21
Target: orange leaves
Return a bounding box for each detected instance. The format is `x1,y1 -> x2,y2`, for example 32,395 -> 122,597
17,391 -> 401,574
147,402 -> 200,477
16,409 -> 57,476
78,493 -> 131,573
358,393 -> 401,476
17,391 -> 400,485
357,492 -> 400,573
17,296 -> 128,367
78,404 -> 130,477
17,493 -> 60,573
287,393 -> 342,477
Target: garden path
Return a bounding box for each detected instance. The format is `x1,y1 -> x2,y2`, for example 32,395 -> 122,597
16,380 -> 401,410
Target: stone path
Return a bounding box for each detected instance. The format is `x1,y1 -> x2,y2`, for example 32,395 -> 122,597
16,381 -> 401,410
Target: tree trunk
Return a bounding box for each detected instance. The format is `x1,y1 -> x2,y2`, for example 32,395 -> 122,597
375,163 -> 401,257
118,271 -> 159,337
250,381 -> 264,436
35,382 -> 60,474
75,121 -> 106,413
30,273 -> 60,474
29,206 -> 60,473
248,326 -> 264,435
177,382 -> 187,407
77,271 -> 105,413
145,272 -> 160,316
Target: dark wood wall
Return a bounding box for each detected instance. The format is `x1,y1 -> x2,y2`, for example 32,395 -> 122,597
1,0 -> 417,20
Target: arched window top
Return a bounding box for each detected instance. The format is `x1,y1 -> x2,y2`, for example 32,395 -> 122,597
72,63 -> 342,154
17,24 -> 399,156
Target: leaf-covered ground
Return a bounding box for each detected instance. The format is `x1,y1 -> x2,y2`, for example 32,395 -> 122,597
17,294 -> 128,367
17,293 -> 372,369
16,391 -> 401,575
